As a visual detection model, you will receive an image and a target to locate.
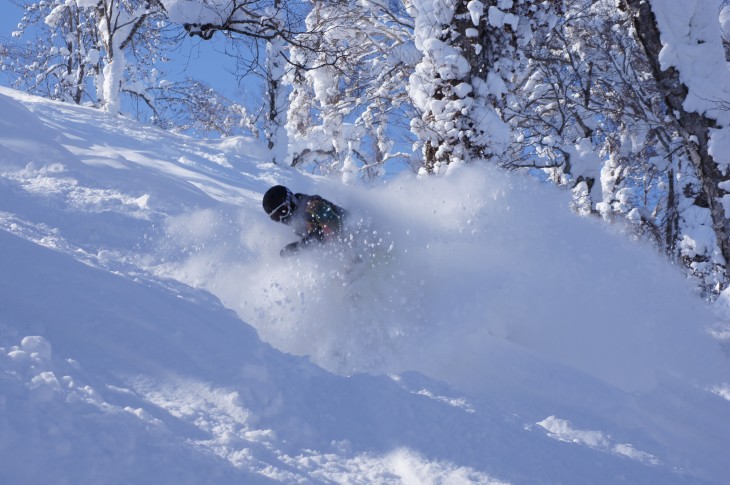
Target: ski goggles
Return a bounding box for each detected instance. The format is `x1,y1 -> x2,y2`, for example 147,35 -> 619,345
267,200 -> 291,222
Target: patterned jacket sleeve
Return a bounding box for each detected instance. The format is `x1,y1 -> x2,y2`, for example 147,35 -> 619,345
304,197 -> 344,242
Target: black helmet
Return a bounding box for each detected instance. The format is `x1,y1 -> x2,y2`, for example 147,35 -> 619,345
263,185 -> 294,221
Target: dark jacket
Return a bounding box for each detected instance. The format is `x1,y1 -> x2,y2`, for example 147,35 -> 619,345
280,193 -> 347,256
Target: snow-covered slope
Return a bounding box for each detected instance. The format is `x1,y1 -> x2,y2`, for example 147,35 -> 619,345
1,87 -> 729,484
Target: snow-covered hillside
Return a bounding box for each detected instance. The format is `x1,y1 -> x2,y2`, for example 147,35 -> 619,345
1,86 -> 729,484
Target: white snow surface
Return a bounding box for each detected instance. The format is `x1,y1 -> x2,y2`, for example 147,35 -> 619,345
1,86 -> 729,484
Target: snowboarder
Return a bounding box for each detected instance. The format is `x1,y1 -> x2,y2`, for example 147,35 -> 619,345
262,185 -> 348,257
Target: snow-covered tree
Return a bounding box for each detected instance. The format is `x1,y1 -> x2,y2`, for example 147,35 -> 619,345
406,0 -> 550,174
265,14 -> 289,164
3,0 -> 170,113
144,79 -> 256,137
621,0 -> 730,292
2,0 -> 99,104
2,0 -> 245,136
164,0 -> 417,176
74,0 -> 167,114
502,0 -> 728,294
161,0 -> 313,163
286,0 -> 417,181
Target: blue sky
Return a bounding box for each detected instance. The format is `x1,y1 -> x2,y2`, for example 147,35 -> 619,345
0,2 -> 22,34
166,33 -> 247,99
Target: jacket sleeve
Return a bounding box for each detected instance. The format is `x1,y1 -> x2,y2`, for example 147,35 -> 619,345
304,197 -> 344,242
280,196 -> 345,257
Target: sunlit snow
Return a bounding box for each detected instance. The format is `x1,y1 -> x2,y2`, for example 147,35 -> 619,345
1,86 -> 729,484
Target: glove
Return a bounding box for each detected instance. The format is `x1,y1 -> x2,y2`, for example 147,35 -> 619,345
280,242 -> 300,257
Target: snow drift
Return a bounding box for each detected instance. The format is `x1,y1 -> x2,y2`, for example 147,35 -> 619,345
1,86 -> 729,483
